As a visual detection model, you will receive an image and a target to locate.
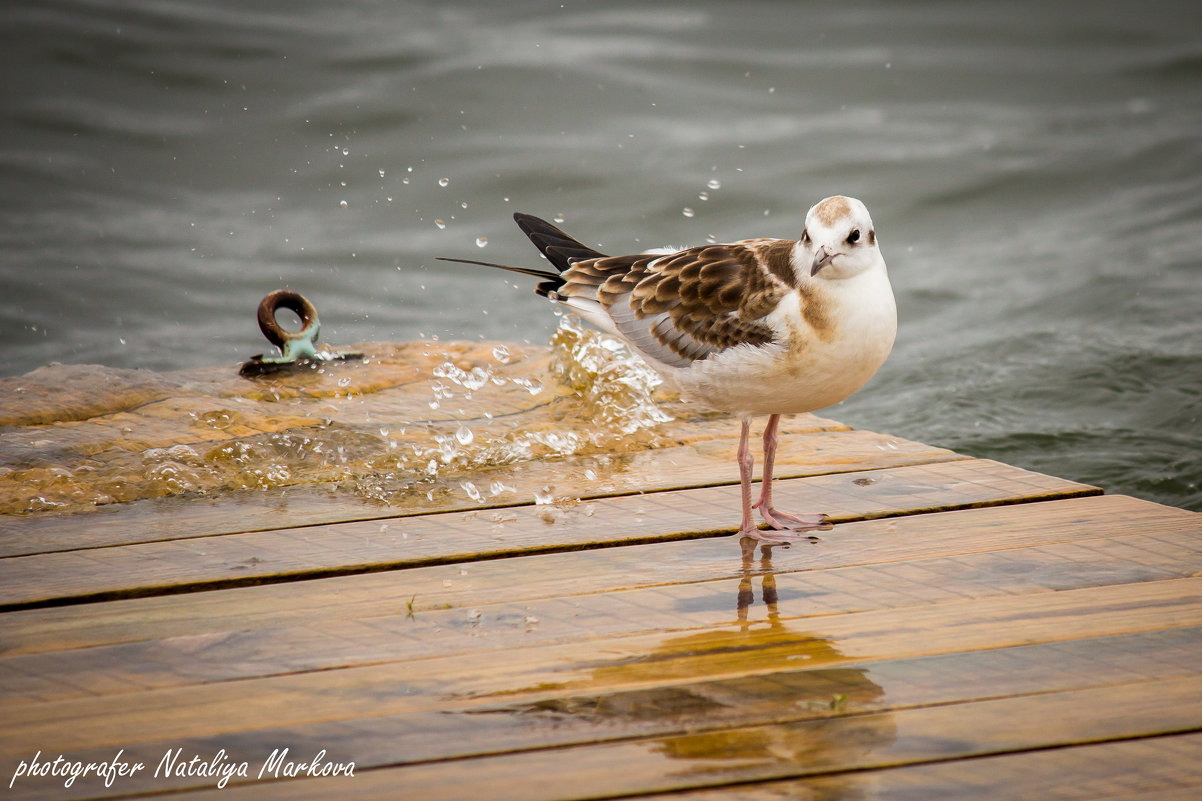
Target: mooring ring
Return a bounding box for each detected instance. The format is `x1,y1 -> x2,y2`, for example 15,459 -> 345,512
256,290 -> 320,349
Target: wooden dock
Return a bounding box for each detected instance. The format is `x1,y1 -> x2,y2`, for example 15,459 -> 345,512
1,338 -> 1200,799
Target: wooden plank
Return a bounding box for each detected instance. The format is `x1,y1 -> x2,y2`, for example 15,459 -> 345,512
0,423 -> 946,557
262,678 -> 1202,801
0,493 -> 1181,657
5,627 -> 1201,800
33,676 -> 1202,801
2,568 -> 1200,759
627,733 -> 1202,801
0,459 -> 1103,610
2,503 -> 1198,702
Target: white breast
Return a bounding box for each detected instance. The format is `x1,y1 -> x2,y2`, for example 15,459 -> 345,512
670,267 -> 896,417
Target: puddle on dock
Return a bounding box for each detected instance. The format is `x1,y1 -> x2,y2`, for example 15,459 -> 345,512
0,317 -> 695,516
464,544 -> 896,776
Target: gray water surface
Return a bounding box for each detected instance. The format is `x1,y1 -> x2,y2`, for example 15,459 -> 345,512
2,0 -> 1200,510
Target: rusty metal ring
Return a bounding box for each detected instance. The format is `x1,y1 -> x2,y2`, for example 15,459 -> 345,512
256,290 -> 319,349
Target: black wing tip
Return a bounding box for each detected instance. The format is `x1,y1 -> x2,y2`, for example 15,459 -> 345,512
510,212 -> 607,271
512,211 -> 539,231
513,212 -> 559,238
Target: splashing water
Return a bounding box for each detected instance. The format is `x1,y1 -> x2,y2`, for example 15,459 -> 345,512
548,314 -> 673,436
0,324 -> 675,514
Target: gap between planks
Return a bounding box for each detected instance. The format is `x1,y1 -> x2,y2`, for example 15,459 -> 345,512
0,491 -> 1175,661
4,570 -> 1201,756
0,494 -> 1196,699
0,459 -> 1097,611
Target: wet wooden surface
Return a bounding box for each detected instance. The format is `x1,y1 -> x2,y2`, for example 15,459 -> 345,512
2,343 -> 1201,799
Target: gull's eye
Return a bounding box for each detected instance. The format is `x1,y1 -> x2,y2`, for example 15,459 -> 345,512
801,229 -> 810,244
847,228 -> 861,244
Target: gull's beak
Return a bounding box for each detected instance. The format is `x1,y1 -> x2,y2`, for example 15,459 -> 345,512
811,246 -> 835,276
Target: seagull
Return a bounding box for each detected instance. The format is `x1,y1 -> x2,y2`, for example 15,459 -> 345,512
439,196 -> 896,544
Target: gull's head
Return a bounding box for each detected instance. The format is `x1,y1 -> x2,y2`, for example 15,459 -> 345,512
800,196 -> 884,280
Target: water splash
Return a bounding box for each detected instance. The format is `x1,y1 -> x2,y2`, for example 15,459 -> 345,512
0,324 -> 675,515
548,314 -> 673,436
353,321 -> 671,505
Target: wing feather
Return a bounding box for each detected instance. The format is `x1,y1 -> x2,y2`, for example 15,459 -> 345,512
492,214 -> 805,369
554,238 -> 799,367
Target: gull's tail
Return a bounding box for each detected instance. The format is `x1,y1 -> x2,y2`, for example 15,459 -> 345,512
436,213 -> 606,298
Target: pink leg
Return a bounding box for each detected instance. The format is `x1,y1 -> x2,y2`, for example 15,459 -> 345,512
736,417 -> 759,538
737,416 -> 821,545
753,414 -> 829,532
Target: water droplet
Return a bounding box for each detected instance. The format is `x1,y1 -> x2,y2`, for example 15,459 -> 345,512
378,169 -> 386,178
341,147 -> 349,155
438,177 -> 449,187
455,425 -> 474,446
707,179 -> 721,190
475,236 -> 488,248
553,213 -> 565,223
534,487 -> 554,505
435,219 -> 446,229
339,200 -> 348,209
705,233 -> 717,244
460,201 -> 468,209
460,480 -> 482,502
492,344 -> 510,363
584,468 -> 597,481
698,191 -> 709,201
682,207 -> 695,218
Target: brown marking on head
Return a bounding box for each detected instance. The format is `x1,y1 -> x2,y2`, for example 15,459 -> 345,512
812,196 -> 852,228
